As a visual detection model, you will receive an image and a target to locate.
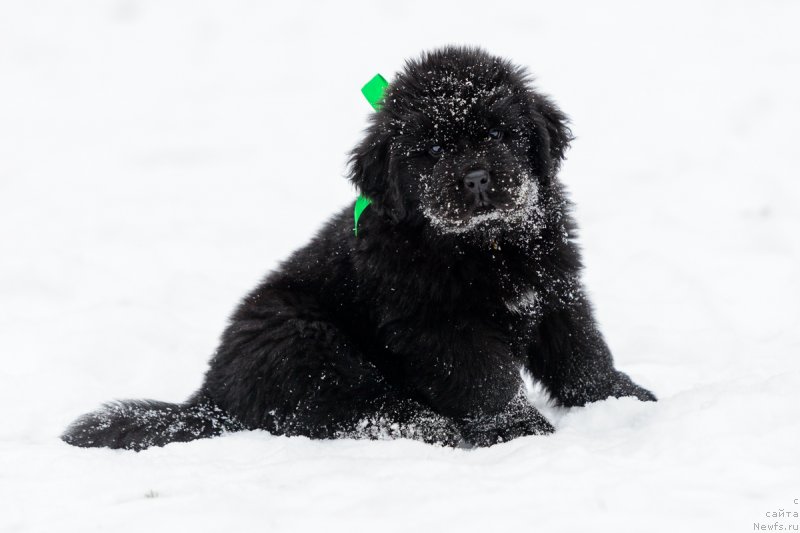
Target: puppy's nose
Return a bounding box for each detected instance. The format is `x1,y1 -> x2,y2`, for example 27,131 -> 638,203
463,169 -> 491,196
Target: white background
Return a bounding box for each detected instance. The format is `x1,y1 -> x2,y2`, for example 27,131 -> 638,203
1,1 -> 799,532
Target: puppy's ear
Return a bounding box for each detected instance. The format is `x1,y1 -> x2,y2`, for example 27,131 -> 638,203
528,92 -> 573,179
348,124 -> 407,223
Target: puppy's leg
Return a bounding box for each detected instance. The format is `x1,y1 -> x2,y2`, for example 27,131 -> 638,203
202,289 -> 460,445
380,319 -> 553,446
527,289 -> 656,407
458,388 -> 554,447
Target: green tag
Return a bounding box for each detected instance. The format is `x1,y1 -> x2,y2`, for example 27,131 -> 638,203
361,74 -> 389,111
353,194 -> 372,236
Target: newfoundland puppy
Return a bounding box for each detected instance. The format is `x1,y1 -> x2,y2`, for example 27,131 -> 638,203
62,46 -> 655,451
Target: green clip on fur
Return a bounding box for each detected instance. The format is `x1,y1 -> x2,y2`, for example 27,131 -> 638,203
354,74 -> 388,236
353,195 -> 372,237
361,73 -> 389,111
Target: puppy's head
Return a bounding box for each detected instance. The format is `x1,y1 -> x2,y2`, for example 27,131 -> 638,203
349,46 -> 572,241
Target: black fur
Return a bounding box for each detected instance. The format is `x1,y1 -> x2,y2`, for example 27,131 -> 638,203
62,46 -> 655,451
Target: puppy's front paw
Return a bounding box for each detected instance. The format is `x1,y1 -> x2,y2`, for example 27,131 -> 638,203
608,371 -> 657,402
459,401 -> 554,448
557,371 -> 657,406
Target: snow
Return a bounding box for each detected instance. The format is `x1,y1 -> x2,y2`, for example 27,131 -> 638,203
1,1 -> 799,532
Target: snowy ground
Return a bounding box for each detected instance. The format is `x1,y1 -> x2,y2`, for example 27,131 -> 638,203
1,1 -> 799,532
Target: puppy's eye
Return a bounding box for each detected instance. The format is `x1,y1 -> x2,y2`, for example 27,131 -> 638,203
428,144 -> 444,158
487,128 -> 504,141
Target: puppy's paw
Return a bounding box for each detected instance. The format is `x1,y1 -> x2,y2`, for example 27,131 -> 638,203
337,399 -> 465,447
557,371 -> 657,406
459,401 -> 554,448
608,371 -> 657,402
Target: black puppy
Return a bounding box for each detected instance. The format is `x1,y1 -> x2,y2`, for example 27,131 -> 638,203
63,46 -> 655,451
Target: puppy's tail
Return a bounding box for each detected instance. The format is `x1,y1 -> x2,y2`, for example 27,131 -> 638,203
61,392 -> 241,451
